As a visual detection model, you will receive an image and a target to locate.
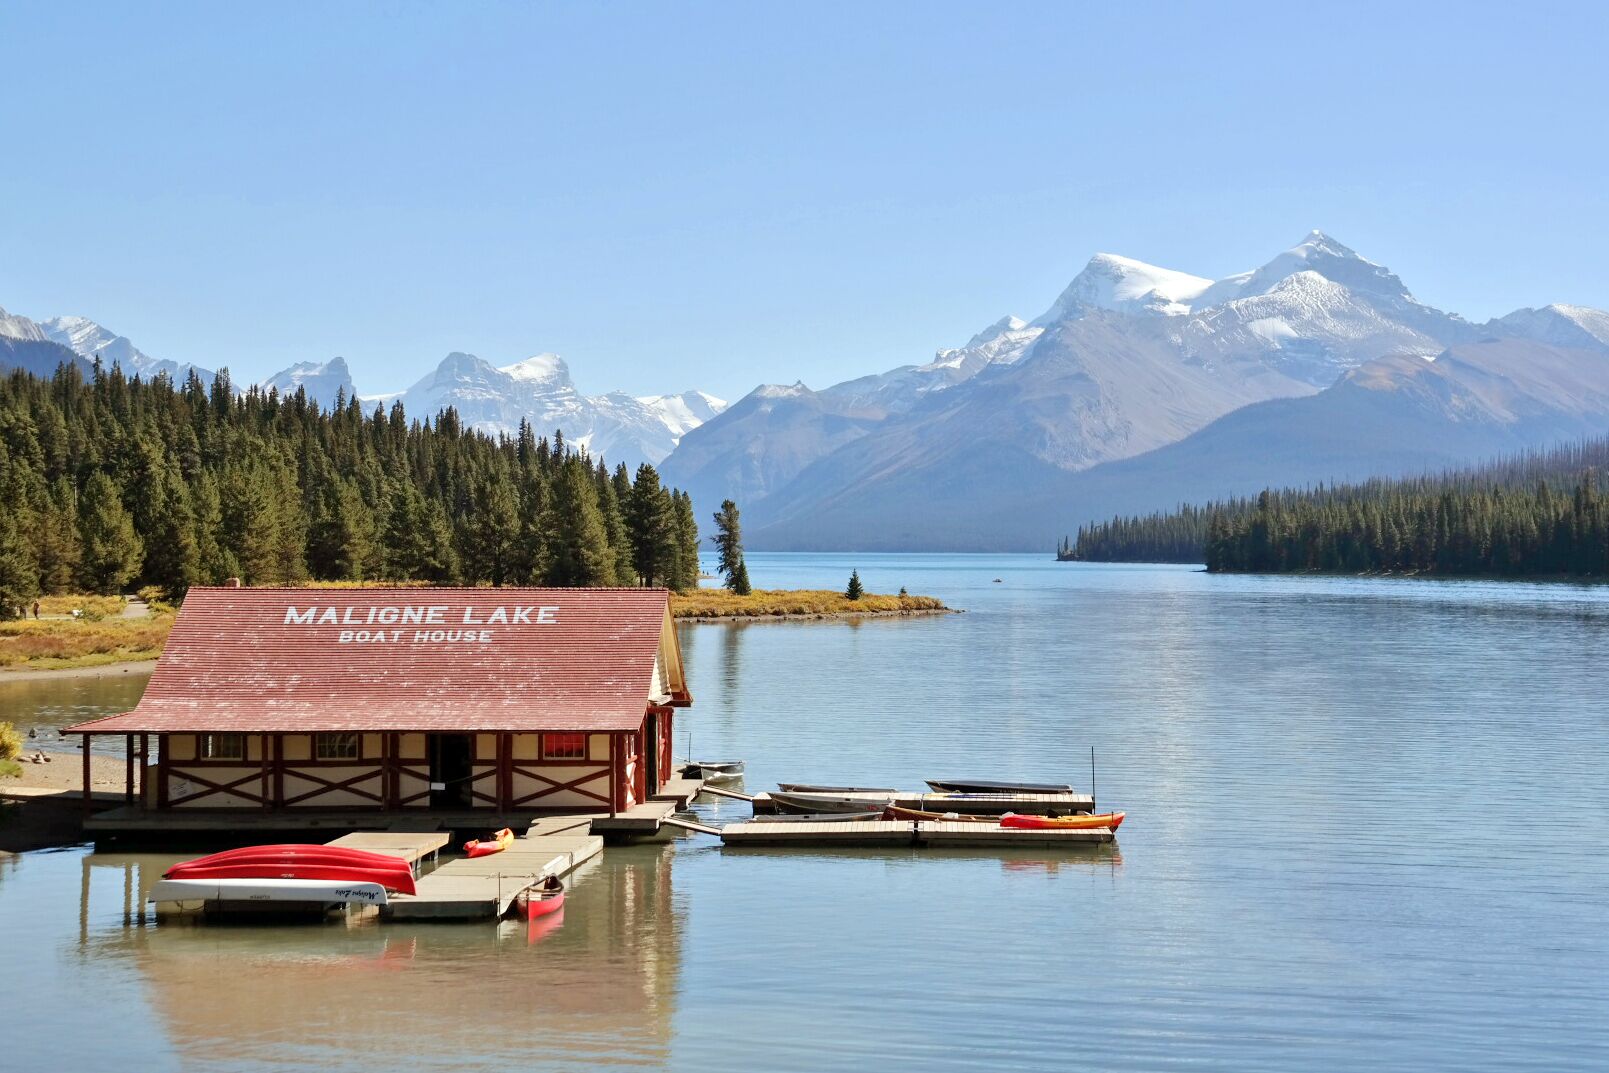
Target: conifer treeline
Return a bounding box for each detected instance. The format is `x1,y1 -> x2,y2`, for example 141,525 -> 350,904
0,362 -> 706,617
1059,438 -> 1609,578
1057,505 -> 1215,564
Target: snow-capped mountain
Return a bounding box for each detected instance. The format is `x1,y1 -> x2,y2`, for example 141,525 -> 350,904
376,351 -> 725,470
0,305 -> 49,343
1036,254 -> 1213,320
260,356 -> 355,408
0,302 -> 723,467
1489,304 -> 1609,352
661,230 -> 1609,551
40,315 -> 219,385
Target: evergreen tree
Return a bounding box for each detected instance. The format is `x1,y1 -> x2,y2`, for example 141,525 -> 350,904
540,457 -> 615,586
712,498 -> 749,593
0,507 -> 39,618
845,568 -> 863,601
458,467 -> 520,585
667,490 -> 700,593
76,471 -> 143,594
627,463 -> 676,586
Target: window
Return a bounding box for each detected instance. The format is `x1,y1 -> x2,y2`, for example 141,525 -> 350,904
198,733 -> 244,761
315,732 -> 360,760
541,732 -> 587,760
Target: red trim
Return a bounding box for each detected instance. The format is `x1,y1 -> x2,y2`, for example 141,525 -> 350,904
508,765 -> 611,807
279,765 -> 385,806
165,767 -> 270,807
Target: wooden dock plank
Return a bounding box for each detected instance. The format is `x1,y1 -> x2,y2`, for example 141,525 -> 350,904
719,818 -> 1117,849
650,775 -> 706,808
590,800 -> 678,834
383,831 -> 604,921
325,832 -> 449,869
749,790 -> 1096,815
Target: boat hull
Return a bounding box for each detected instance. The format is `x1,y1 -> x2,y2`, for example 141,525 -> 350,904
777,783 -> 897,793
753,811 -> 885,823
1000,811 -> 1125,831
516,877 -> 566,920
882,805 -> 999,824
175,844 -> 412,870
769,791 -> 892,814
925,779 -> 1075,794
163,862 -> 416,895
149,878 -> 389,907
686,760 -> 745,779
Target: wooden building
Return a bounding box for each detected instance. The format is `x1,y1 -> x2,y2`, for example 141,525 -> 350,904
65,587 -> 690,817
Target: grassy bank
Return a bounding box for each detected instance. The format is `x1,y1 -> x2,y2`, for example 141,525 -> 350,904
671,588 -> 950,620
0,614 -> 174,671
0,585 -> 951,672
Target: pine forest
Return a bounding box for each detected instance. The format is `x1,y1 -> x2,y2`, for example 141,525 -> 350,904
1060,438 -> 1609,579
0,363 -> 705,617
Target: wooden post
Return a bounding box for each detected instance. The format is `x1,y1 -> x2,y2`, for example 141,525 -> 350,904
156,734 -> 169,808
498,732 -> 512,812
81,733 -> 93,819
273,734 -> 285,808
384,732 -> 397,809
124,734 -> 135,804
261,734 -> 271,811
608,732 -> 619,817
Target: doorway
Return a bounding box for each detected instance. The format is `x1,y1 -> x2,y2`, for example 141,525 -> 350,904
427,733 -> 473,808
645,713 -> 659,793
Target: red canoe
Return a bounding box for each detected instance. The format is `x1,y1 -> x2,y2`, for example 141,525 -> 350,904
177,844 -> 411,870
163,861 -> 418,895
516,875 -> 565,920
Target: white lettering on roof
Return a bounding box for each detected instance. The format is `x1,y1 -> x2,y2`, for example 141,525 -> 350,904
285,605 -> 559,643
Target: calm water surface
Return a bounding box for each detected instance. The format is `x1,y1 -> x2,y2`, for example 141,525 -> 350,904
3,554 -> 1608,1071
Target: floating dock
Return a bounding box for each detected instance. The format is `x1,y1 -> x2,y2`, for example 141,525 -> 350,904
748,790 -> 1096,815
718,818 -> 1115,847
381,816 -> 603,921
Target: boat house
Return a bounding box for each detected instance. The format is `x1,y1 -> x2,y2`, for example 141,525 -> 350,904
65,587 -> 690,820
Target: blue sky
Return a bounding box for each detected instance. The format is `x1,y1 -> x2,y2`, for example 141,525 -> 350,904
3,2 -> 1606,402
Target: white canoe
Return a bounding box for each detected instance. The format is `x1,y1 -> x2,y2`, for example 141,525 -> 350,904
149,877 -> 389,906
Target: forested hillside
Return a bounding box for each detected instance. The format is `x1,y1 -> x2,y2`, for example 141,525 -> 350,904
1063,438 -> 1609,578
0,362 -> 703,617
1057,505 -> 1217,564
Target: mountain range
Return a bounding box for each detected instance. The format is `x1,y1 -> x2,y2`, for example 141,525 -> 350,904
0,308 -> 724,471
659,231 -> 1609,550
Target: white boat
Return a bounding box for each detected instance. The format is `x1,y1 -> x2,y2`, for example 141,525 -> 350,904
148,877 -> 389,907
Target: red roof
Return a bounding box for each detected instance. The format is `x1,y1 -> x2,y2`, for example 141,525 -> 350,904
66,587 -> 679,735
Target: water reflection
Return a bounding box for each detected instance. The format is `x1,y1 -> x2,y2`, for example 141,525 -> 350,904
74,846 -> 683,1072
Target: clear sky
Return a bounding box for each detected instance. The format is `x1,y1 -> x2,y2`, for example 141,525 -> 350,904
3,2 -> 1606,402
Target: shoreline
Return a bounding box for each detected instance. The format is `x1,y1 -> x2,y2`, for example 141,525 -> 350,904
676,607 -> 961,624
0,659 -> 158,683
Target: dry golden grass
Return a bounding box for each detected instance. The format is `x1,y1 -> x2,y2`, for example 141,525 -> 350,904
670,588 -> 948,619
35,593 -> 128,618
0,614 -> 174,669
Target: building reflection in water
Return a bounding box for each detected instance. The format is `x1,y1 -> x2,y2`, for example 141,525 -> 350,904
78,846 -> 683,1070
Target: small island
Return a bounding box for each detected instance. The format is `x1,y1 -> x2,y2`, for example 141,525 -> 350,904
671,587 -> 952,622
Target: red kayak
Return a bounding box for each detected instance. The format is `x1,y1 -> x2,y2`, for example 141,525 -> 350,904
162,861 -> 417,895
464,828 -> 515,858
515,875 -> 565,920
999,811 -> 1125,831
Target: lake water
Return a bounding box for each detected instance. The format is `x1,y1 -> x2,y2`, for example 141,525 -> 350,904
3,554 -> 1608,1071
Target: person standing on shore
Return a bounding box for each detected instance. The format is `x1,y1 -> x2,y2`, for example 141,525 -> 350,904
31,600 -> 39,619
